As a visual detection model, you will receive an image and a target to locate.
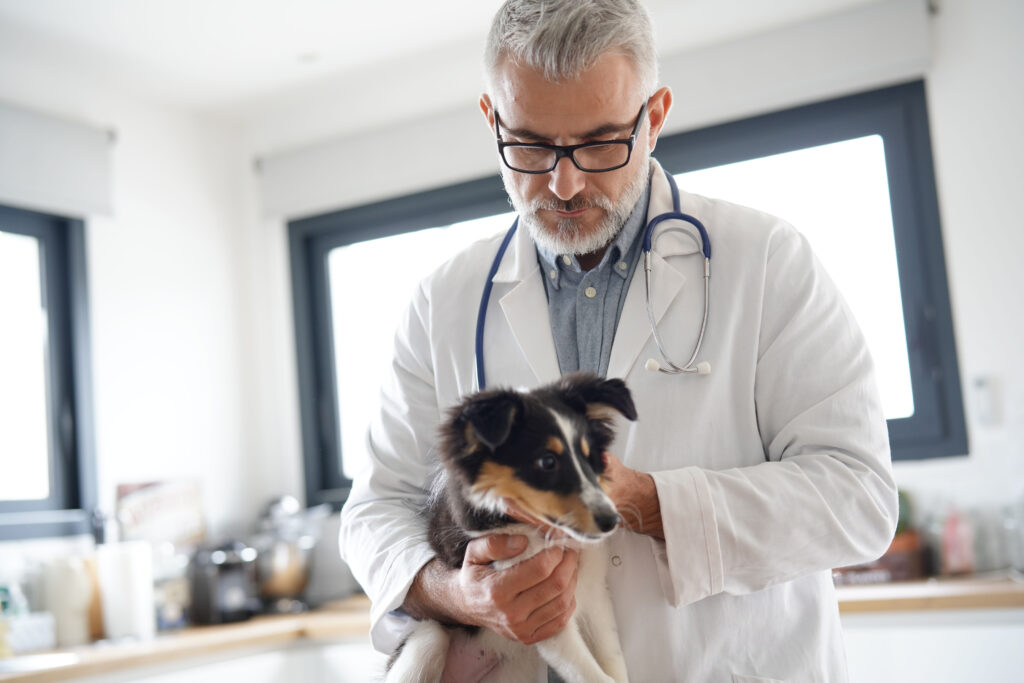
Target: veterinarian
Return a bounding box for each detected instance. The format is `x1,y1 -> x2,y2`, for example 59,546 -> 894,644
340,0 -> 898,680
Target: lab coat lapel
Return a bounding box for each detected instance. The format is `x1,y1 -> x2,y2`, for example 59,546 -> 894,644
493,222 -> 561,385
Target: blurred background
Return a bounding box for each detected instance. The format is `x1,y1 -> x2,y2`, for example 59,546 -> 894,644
0,1 -> 1022,681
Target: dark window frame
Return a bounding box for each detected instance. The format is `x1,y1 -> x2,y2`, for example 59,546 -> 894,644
290,80 -> 966,507
0,205 -> 97,540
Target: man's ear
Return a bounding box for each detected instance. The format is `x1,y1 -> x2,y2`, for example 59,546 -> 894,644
480,93 -> 495,131
645,86 -> 672,151
460,390 -> 521,451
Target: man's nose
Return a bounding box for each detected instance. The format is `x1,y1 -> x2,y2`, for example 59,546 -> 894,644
547,156 -> 586,201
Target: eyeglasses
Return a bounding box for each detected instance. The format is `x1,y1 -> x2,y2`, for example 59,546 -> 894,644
495,101 -> 648,174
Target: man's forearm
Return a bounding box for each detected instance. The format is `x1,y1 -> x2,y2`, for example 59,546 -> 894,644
403,558 -> 465,625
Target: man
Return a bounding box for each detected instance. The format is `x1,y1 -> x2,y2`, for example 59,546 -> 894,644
340,1 -> 898,680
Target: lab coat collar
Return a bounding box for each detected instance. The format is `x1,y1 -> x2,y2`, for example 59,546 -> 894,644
488,158 -> 697,381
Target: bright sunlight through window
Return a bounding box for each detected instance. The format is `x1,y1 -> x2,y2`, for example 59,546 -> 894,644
676,135 -> 914,421
0,230 -> 52,501
329,212 -> 514,479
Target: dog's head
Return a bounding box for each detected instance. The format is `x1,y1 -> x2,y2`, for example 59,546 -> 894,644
438,372 -> 637,541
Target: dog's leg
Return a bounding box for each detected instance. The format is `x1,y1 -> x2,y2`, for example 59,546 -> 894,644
576,547 -> 630,682
385,620 -> 450,683
536,617 -> 616,683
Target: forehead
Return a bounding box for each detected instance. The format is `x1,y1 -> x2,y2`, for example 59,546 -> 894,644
492,52 -> 641,139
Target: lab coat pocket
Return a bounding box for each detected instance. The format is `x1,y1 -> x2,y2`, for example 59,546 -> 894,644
732,675 -> 784,683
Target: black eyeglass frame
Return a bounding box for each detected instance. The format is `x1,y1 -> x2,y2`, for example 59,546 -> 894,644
494,101 -> 649,174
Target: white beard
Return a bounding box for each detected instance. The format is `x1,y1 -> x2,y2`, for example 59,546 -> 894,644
502,154 -> 650,257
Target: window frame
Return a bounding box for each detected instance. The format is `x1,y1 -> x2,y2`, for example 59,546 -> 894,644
290,80 -> 966,507
289,178 -> 512,507
0,204 -> 97,540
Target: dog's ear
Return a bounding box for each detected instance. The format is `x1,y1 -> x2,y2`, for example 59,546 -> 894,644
562,373 -> 638,422
460,390 -> 522,452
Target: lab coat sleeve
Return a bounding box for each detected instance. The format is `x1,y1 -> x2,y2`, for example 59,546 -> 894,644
650,226 -> 899,607
338,282 -> 441,653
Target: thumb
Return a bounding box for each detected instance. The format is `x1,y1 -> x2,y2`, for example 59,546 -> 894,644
465,534 -> 528,565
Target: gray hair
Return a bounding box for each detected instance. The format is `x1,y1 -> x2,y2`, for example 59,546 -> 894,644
484,0 -> 658,98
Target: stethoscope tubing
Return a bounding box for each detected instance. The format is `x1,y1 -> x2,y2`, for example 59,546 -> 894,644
475,170 -> 711,390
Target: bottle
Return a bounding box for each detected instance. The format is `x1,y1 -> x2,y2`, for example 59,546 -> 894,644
941,507 -> 975,576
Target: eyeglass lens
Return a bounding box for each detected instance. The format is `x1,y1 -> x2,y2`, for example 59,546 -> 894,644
502,143 -> 630,173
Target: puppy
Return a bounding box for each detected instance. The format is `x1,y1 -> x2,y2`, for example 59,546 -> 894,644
386,372 -> 637,683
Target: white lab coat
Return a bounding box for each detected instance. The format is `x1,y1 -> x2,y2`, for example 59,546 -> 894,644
340,160 -> 898,682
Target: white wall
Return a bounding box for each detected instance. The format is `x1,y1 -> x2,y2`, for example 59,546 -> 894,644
889,0 -> 1024,512
0,76 -> 261,536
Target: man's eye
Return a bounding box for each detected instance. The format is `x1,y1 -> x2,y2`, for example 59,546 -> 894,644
535,454 -> 558,471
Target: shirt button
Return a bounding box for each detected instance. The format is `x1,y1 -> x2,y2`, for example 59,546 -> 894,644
584,286 -> 597,298
549,269 -> 557,280
611,555 -> 622,567
562,255 -> 572,266
617,261 -> 628,271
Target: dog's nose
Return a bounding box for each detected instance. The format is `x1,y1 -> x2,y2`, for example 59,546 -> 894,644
595,511 -> 621,533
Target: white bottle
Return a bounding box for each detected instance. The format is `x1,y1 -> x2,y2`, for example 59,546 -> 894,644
43,556 -> 93,647
96,541 -> 156,640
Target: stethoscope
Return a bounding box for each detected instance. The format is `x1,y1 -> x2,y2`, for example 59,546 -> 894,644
475,169 -> 711,391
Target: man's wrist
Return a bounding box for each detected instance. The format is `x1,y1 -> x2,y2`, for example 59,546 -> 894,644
403,558 -> 466,626
625,471 -> 665,540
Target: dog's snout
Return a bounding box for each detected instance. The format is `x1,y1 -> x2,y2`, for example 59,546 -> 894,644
595,511 -> 621,533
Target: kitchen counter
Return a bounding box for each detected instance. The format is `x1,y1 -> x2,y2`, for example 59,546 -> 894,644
836,571 -> 1024,614
0,595 -> 372,683
2,574 -> 1023,682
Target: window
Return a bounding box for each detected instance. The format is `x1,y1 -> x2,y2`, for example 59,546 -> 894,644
0,205 -> 96,540
290,81 -> 966,506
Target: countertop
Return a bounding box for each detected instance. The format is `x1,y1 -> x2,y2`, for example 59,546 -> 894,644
3,574 -> 1023,682
0,595 -> 372,683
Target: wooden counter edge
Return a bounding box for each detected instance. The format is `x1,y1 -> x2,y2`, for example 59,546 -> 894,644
0,595 -> 372,683
837,576 -> 1024,614
4,582 -> 1023,681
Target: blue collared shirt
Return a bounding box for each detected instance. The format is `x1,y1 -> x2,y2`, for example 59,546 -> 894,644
536,178 -> 651,377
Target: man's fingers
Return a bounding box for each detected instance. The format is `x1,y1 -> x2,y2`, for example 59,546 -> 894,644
464,534 -> 529,565
519,547 -> 578,611
522,594 -> 577,645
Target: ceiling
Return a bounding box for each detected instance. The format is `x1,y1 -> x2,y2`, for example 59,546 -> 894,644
0,0 -> 884,114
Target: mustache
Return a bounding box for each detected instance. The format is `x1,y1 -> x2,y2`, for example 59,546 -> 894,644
528,194 -> 613,213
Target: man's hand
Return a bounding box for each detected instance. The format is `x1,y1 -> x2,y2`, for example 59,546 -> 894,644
404,534 -> 579,645
602,452 -> 665,539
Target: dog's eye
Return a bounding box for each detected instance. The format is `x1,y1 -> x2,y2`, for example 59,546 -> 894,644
535,454 -> 558,472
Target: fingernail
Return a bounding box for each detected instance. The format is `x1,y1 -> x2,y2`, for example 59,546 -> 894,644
509,535 -> 527,551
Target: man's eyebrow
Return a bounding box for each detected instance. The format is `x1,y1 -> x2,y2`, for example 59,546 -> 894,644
502,117 -> 635,142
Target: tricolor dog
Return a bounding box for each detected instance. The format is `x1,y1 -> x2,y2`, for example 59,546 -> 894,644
386,373 -> 637,683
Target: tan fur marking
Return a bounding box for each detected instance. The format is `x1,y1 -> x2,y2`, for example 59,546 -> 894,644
580,437 -> 590,458
470,462 -> 601,535
462,423 -> 480,457
546,436 -> 564,455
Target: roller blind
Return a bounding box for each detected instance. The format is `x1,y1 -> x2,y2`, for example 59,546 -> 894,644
0,100 -> 113,216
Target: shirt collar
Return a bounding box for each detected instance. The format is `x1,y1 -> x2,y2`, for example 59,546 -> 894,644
537,177 -> 651,291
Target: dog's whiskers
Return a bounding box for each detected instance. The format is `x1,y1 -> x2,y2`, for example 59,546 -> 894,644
616,502 -> 644,531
